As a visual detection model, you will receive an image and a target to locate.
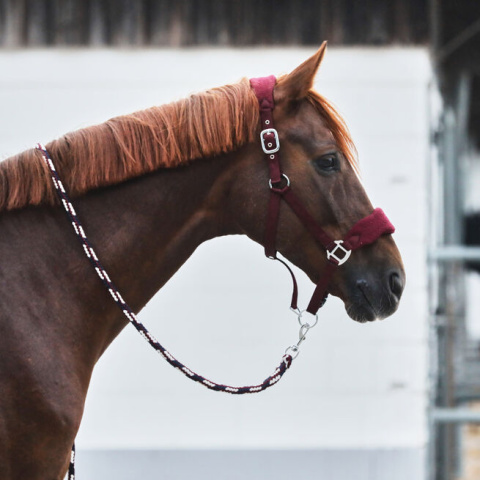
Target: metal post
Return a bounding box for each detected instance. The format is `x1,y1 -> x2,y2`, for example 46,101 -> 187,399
429,72 -> 473,480
433,409 -> 480,423
430,247 -> 480,261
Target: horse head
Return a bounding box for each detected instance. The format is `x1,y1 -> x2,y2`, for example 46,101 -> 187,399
226,44 -> 405,323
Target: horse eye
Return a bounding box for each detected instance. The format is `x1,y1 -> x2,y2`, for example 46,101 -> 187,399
313,153 -> 339,173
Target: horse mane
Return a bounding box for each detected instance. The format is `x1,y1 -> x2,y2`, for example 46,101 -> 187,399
0,78 -> 357,212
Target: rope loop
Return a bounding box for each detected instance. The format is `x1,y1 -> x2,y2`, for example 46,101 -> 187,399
35,143 -> 300,478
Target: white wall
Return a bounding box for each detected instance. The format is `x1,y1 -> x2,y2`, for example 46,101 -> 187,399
0,48 -> 429,454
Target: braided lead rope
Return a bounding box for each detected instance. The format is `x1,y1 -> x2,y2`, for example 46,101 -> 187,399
36,143 -> 294,394
35,143 -> 302,479
67,444 -> 75,480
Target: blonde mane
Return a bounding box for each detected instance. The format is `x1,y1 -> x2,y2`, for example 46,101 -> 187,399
0,78 -> 357,211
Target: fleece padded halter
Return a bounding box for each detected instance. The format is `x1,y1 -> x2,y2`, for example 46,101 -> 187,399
250,75 -> 395,315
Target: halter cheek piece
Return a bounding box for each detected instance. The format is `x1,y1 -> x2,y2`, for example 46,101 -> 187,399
250,75 -> 395,316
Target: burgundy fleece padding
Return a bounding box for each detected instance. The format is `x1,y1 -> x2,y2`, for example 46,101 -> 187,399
250,75 -> 276,111
343,208 -> 395,250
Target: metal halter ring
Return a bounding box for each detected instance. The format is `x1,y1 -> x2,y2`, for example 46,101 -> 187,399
268,174 -> 290,190
285,307 -> 320,360
297,310 -> 319,329
326,240 -> 352,266
285,345 -> 300,359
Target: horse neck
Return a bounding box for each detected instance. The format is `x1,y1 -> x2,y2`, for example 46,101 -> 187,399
1,150 -> 244,368
78,156 -> 235,311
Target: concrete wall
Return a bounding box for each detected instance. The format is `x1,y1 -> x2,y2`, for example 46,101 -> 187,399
0,47 -> 430,478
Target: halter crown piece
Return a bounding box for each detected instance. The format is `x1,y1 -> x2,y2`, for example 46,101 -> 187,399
35,75 -> 394,480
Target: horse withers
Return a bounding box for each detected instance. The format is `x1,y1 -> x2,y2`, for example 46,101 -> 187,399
0,44 -> 404,478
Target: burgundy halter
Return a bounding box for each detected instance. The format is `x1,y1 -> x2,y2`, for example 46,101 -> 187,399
250,75 -> 395,316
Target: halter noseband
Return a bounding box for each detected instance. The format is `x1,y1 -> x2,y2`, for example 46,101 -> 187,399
250,75 -> 395,316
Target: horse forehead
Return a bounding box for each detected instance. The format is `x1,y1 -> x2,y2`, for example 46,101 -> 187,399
282,120 -> 336,149
279,102 -> 334,144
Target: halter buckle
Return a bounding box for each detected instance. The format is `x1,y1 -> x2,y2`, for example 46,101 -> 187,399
260,128 -> 280,154
326,240 -> 352,265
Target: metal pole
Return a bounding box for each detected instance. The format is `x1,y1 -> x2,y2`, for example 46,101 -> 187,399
432,408 -> 480,424
430,246 -> 480,261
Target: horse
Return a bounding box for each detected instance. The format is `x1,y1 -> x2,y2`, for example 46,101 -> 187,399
0,43 -> 405,479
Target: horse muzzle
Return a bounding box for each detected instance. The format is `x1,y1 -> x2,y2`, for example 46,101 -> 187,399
344,266 -> 405,323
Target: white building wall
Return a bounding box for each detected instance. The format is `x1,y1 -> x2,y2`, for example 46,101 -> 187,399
0,47 -> 430,477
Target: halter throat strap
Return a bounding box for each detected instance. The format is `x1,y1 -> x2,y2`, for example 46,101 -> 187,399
249,75 -> 395,315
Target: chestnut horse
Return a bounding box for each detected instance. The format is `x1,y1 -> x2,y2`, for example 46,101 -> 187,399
0,45 -> 404,479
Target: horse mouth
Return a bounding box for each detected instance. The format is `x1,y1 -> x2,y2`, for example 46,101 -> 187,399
344,279 -> 401,323
346,300 -> 378,323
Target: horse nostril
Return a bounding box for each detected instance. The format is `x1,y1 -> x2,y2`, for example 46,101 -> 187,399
389,272 -> 404,298
356,279 -> 368,289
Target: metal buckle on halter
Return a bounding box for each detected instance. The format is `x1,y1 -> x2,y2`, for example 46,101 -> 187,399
260,128 -> 280,154
326,240 -> 352,265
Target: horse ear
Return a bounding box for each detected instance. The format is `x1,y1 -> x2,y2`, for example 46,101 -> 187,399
277,42 -> 327,101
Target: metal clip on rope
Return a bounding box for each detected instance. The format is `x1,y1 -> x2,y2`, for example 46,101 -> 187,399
285,309 -> 319,359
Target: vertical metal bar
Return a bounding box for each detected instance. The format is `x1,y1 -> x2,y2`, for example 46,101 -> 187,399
452,72 -> 471,480
439,108 -> 460,480
443,107 -> 461,245
429,69 -> 473,480
427,70 -> 443,480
